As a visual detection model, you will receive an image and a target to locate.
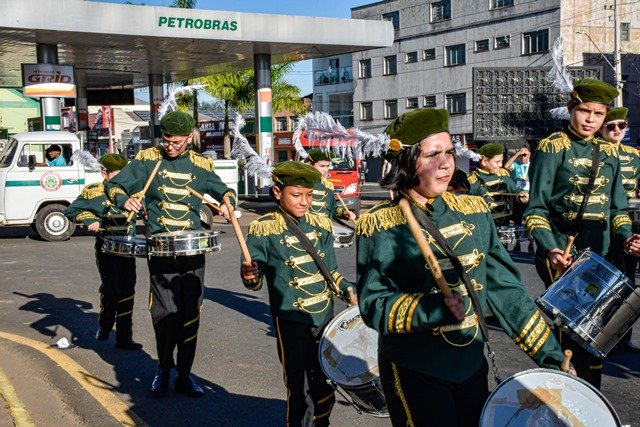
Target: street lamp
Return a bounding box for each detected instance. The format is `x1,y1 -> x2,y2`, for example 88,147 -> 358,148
576,30 -> 623,107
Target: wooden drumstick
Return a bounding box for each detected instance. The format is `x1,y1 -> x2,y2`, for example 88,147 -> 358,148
399,198 -> 452,298
336,194 -> 353,218
346,286 -> 356,306
223,195 -> 252,264
186,186 -> 222,213
561,349 -> 573,373
553,235 -> 575,280
126,160 -> 162,222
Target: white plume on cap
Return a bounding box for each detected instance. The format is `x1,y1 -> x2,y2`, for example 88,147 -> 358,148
547,38 -> 574,94
71,150 -> 102,171
158,84 -> 206,119
454,142 -> 481,162
230,114 -> 274,181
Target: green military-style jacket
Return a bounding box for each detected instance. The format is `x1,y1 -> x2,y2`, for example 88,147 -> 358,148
356,192 -> 564,384
105,147 -> 236,235
310,177 -> 345,220
524,127 -> 633,256
468,168 -> 519,222
616,143 -> 640,200
65,181 -> 135,236
244,209 -> 352,327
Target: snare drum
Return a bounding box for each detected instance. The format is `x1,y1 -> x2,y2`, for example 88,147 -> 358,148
481,369 -> 621,426
629,198 -> 640,232
318,306 -> 387,417
537,250 -> 640,358
102,235 -> 148,258
333,223 -> 354,248
147,230 -> 221,257
497,226 -> 529,245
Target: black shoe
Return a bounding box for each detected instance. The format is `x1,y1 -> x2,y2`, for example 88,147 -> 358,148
175,374 -> 204,398
618,341 -> 640,354
115,340 -> 143,350
95,328 -> 109,341
151,368 -> 170,395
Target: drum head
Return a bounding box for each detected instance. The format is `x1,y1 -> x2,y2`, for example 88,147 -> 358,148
318,306 -> 379,388
481,369 -> 621,426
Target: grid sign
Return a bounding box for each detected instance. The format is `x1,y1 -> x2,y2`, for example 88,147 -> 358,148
473,67 -> 601,141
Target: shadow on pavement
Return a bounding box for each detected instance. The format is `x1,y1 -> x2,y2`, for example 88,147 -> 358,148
204,287 -> 274,337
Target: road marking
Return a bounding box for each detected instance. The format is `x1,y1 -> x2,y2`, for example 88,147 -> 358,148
0,364 -> 35,427
0,332 -> 144,426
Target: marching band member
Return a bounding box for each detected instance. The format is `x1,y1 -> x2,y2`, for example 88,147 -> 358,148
241,161 -> 354,427
66,153 -> 142,350
356,108 -> 567,426
106,111 -> 236,398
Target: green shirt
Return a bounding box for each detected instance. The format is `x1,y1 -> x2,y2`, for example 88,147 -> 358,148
468,168 -> 520,222
105,147 -> 235,235
524,128 -> 632,256
356,192 -> 564,383
244,209 -> 352,326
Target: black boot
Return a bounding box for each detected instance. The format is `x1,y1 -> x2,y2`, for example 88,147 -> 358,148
151,368 -> 170,395
175,373 -> 204,398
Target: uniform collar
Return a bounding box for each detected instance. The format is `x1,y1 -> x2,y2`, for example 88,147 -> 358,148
566,125 -> 596,144
279,207 -> 305,225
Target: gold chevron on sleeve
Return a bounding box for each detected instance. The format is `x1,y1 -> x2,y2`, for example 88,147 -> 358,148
524,215 -> 551,233
612,214 -> 632,233
514,311 -> 540,343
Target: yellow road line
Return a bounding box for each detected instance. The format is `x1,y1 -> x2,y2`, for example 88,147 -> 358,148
0,331 -> 144,426
0,364 -> 35,427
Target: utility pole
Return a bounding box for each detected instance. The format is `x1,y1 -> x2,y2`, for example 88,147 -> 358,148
612,0 -> 624,106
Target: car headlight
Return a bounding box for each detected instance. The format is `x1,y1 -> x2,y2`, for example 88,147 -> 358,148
341,183 -> 358,196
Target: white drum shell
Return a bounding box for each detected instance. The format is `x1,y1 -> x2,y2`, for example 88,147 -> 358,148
147,230 -> 220,257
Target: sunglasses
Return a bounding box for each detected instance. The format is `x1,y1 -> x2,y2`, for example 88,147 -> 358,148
605,121 -> 627,132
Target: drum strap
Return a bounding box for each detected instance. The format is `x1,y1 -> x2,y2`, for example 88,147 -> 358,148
408,203 -> 502,383
571,142 -> 601,236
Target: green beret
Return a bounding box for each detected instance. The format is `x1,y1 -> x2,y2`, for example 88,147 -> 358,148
478,143 -> 504,158
605,107 -> 628,122
272,161 -> 321,188
99,153 -> 128,171
307,148 -> 331,163
161,111 -> 196,136
384,109 -> 449,159
571,79 -> 618,105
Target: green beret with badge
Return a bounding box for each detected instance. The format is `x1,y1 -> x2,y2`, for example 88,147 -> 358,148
272,161 -> 321,188
384,108 -> 449,159
570,79 -> 618,105
477,143 -> 504,159
605,107 -> 628,122
307,148 -> 331,163
161,111 -> 196,136
99,153 -> 128,171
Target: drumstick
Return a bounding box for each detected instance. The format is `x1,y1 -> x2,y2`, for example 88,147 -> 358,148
560,349 -> 573,373
126,160 -> 162,222
553,235 -> 576,280
346,286 -> 355,306
186,186 -> 222,213
399,199 -> 452,298
336,194 -> 353,218
223,195 -> 252,264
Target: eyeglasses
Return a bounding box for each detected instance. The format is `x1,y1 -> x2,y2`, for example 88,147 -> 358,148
161,135 -> 191,149
605,121 -> 627,132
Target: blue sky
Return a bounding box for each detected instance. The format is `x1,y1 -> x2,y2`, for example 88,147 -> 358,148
97,0 -> 374,95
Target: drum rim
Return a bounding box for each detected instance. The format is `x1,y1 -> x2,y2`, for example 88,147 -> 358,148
150,230 -> 219,238
480,368 -> 621,426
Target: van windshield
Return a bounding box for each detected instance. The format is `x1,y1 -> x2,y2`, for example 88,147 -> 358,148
0,139 -> 18,168
330,157 -> 356,171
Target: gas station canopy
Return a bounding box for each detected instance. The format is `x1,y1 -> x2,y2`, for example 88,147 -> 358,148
0,0 -> 393,90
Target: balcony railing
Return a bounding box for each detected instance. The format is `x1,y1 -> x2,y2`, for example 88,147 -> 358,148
314,66 -> 353,86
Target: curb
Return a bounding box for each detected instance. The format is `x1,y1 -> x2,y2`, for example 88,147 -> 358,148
0,364 -> 35,427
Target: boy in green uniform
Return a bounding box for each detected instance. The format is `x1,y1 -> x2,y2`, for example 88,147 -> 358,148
241,161 -> 354,427
106,111 -> 236,397
356,109 -> 567,426
66,153 -> 142,350
524,79 -> 640,388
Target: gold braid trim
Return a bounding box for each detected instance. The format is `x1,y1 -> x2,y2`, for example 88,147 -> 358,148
248,213 -> 285,237
612,214 -> 632,233
525,215 -> 552,233
356,202 -> 406,237
135,147 -> 163,161
620,144 -> 640,156
537,132 -> 571,153
596,140 -> 618,157
80,183 -> 105,199
321,177 -> 334,190
467,172 -> 479,184
441,192 -> 490,214
189,151 -> 214,171
76,212 -> 98,222
497,168 -> 511,177
391,362 -> 415,427
107,186 -> 126,202
305,212 -> 332,232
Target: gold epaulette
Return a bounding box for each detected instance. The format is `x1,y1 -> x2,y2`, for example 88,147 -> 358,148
248,212 -> 285,237
537,132 -> 571,153
619,144 -> 640,156
441,192 -> 490,214
305,212 -> 333,232
595,139 -> 618,157
189,151 -> 214,171
497,168 -> 511,177
135,147 -> 163,161
80,182 -> 105,199
467,172 -> 479,184
321,177 -> 335,190
356,201 -> 406,237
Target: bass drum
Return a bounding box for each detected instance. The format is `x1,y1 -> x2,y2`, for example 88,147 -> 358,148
480,369 -> 621,426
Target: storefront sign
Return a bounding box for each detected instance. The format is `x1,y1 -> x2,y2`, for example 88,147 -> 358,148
22,64 -> 76,98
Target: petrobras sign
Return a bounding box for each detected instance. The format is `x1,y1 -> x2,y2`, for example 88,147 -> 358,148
22,64 -> 76,98
157,16 -> 238,31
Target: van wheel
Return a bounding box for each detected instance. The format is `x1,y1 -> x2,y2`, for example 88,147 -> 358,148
199,204 -> 215,230
34,204 -> 76,241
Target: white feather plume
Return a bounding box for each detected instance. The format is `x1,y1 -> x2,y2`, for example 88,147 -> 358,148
547,38 -> 574,94
292,117 -> 309,159
549,106 -> 571,120
158,84 -> 206,119
454,142 -> 480,162
71,150 -> 102,171
230,113 -> 273,181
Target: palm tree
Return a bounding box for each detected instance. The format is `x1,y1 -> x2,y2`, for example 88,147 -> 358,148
170,0 -> 196,8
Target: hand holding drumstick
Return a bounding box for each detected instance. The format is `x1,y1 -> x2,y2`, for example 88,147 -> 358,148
124,160 -> 163,222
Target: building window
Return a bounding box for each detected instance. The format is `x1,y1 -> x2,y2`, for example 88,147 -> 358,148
445,44 -> 466,66
423,48 -> 436,60
494,35 -> 510,49
446,93 -> 466,114
522,29 -> 549,55
424,95 -> 437,107
621,22 -> 630,42
406,51 -> 418,63
275,117 -> 288,132
384,100 -> 398,119
491,0 -> 514,9
430,0 -> 451,23
384,55 -> 397,75
382,11 -> 400,30
359,59 -> 372,78
475,39 -> 489,52
406,97 -> 419,109
277,150 -> 290,163
360,102 -> 373,121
